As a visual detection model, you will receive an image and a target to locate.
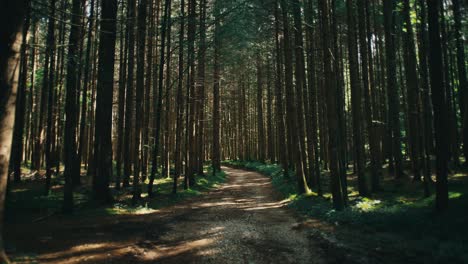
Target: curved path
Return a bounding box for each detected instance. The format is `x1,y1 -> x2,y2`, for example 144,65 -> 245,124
10,167 -> 326,264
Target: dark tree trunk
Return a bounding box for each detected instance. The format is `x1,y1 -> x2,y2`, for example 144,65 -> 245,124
78,0 -> 95,183
44,0 -> 57,195
256,55 -> 265,162
383,0 -> 404,178
417,0 -> 434,185
401,0 -> 423,182
116,0 -> 127,189
0,0 -> 26,261
319,0 -> 345,210
63,0 -> 85,213
280,0 -> 310,194
358,0 -> 382,192
149,0 -> 172,196
212,4 -> 221,174
427,0 -> 449,212
174,0 -> 185,193
163,0 -> 173,179
132,0 -> 148,202
92,0 -> 118,203
10,3 -> 31,184
347,0 -> 369,196
304,0 -> 321,194
123,0 -> 136,188
185,0 -> 197,187
195,0 -> 206,176
273,0 -> 288,176
291,0 -> 311,190
452,0 -> 468,164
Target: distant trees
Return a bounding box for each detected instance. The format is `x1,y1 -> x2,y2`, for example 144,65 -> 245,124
4,0 -> 464,227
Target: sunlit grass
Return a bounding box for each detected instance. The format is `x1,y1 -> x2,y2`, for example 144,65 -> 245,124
8,166 -> 227,219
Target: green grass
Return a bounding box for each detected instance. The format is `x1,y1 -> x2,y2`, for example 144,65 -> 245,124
223,159 -> 468,263
7,166 -> 227,219
100,168 -> 227,215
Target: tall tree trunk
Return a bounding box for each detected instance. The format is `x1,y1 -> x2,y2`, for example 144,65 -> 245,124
401,0 -> 423,182
132,0 -> 148,202
291,0 -> 311,190
212,3 -> 221,174
273,0 -> 288,176
123,0 -> 136,188
347,0 -> 369,196
452,0 -> 468,164
280,0 -> 309,194
0,0 -> 26,262
92,0 -> 118,203
116,0 -> 127,189
358,0 -> 382,191
44,0 -> 57,195
417,0 -> 434,185
427,0 -> 448,212
319,0 -> 345,210
195,0 -> 206,175
63,0 -> 85,213
10,2 -> 31,184
256,55 -> 265,162
266,61 -> 275,163
383,0 -> 404,178
185,0 -> 197,187
174,0 -> 185,193
149,0 -> 172,196
304,0 -> 321,193
163,0 -> 173,178
78,0 -> 95,182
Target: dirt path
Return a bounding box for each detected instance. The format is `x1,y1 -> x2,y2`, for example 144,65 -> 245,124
10,167 -> 326,264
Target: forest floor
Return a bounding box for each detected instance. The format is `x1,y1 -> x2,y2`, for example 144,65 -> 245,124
6,167 -> 335,264
224,160 -> 468,264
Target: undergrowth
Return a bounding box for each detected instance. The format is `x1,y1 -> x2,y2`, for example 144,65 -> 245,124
223,159 -> 468,263
7,167 -> 227,219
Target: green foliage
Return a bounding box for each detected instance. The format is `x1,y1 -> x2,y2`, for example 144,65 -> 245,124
8,168 -> 227,219
224,160 -> 468,263
89,167 -> 226,215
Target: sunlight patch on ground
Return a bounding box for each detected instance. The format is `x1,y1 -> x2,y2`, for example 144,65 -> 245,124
243,199 -> 290,211
142,238 -> 216,261
11,188 -> 28,193
39,242 -> 133,264
107,203 -> 160,215
355,199 -> 381,212
198,201 -> 238,207
449,192 -> 462,199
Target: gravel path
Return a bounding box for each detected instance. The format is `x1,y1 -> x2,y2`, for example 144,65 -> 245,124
148,166 -> 325,264
10,167 -> 326,264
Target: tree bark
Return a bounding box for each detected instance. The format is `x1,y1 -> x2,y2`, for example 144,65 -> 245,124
319,0 -> 345,210
347,0 -> 369,196
149,0 -> 172,196
92,0 -> 118,203
452,0 -> 468,164
123,0 -> 136,188
0,0 -> 26,261
383,0 -> 404,178
212,4 -> 221,173
427,0 -> 449,212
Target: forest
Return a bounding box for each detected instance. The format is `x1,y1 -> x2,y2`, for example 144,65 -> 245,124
0,0 -> 467,263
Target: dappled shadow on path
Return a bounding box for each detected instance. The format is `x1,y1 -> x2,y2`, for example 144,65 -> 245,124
8,167 -> 324,264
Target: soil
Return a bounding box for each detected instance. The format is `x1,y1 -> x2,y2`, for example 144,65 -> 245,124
7,167 -> 328,264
